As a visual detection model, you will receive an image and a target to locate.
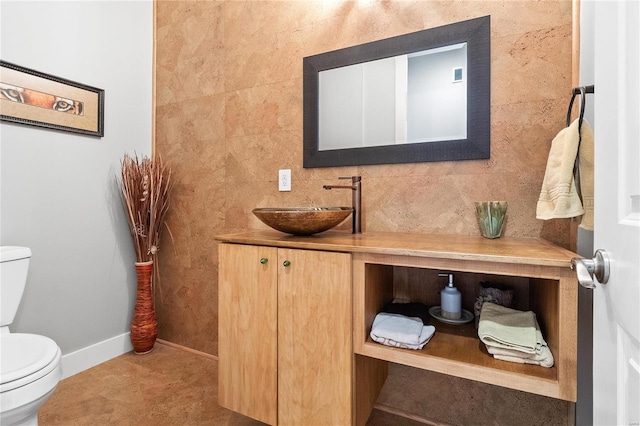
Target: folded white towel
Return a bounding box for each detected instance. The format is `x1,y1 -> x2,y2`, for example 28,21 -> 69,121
371,324 -> 436,350
478,303 -> 545,355
486,345 -> 554,368
370,313 -> 424,345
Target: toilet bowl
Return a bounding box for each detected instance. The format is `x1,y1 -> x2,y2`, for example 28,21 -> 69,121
1,334 -> 62,425
0,247 -> 62,426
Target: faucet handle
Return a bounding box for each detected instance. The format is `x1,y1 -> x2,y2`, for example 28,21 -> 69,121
339,175 -> 361,182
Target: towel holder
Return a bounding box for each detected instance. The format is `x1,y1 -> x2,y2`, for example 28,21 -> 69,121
566,85 -> 595,129
566,85 -> 594,204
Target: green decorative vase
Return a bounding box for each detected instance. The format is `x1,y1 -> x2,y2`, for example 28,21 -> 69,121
475,201 -> 508,239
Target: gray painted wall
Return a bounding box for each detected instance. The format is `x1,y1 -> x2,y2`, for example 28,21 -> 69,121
0,0 -> 152,355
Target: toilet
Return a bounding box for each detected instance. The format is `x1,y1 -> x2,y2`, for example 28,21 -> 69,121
1,246 -> 62,426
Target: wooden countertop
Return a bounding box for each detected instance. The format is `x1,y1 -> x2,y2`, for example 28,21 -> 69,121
215,230 -> 577,268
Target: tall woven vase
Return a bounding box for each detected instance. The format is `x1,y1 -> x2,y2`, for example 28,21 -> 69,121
131,260 -> 158,354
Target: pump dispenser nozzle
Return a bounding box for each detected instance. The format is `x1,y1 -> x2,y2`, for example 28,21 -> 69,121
439,273 -> 454,287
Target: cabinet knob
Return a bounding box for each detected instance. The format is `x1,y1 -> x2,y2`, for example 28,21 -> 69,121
283,260 -> 291,267
260,258 -> 268,264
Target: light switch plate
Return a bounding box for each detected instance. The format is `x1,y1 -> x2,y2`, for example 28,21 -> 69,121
279,169 -> 291,191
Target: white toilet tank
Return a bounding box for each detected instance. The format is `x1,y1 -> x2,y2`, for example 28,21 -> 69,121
0,247 -> 32,329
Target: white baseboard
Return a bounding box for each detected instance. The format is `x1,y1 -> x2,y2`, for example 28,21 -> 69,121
61,332 -> 133,379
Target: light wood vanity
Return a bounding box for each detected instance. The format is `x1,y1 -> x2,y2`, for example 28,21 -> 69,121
217,230 -> 578,426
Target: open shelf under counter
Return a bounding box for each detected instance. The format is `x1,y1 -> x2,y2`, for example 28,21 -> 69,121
360,330 -> 559,397
353,247 -> 578,402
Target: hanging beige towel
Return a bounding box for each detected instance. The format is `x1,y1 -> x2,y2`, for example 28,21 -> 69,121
578,120 -> 594,231
537,119 -> 585,220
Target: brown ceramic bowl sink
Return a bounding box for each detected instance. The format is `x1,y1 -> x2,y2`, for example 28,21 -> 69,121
252,207 -> 353,236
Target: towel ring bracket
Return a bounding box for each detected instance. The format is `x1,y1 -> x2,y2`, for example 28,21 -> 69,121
566,85 -> 595,204
566,85 -> 594,129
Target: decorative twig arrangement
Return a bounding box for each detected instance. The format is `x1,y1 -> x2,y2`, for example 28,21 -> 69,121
119,153 -> 173,264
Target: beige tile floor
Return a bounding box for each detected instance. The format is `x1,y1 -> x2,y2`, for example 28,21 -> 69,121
39,343 -> 426,426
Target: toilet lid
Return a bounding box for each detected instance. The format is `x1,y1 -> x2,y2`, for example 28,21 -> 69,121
0,334 -> 61,388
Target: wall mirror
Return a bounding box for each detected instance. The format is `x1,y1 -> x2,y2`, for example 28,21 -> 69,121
303,16 -> 490,168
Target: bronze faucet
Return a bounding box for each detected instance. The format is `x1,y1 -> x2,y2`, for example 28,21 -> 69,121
323,176 -> 361,234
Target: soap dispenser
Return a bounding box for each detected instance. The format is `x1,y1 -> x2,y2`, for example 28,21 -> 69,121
439,273 -> 461,320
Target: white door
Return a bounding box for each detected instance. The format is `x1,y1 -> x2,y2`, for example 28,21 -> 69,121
593,1 -> 640,425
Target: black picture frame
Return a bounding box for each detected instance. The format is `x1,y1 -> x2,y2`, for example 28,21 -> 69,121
303,16 -> 490,168
0,60 -> 105,137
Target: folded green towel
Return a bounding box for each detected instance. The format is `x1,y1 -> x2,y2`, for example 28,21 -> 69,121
478,302 -> 546,355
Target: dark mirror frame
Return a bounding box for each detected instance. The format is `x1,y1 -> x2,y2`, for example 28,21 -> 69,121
303,15 -> 490,168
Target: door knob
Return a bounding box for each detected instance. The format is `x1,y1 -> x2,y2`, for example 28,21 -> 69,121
571,249 -> 610,289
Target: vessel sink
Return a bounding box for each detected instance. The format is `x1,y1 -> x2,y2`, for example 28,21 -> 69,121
252,207 -> 353,236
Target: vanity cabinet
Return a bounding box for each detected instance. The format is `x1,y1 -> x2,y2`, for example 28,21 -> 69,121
217,231 -> 579,425
218,243 -> 352,426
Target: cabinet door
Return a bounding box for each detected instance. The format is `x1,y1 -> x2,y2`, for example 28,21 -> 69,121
218,243 -> 278,425
277,248 -> 353,426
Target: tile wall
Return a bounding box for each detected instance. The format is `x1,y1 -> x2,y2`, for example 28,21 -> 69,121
155,1 -> 573,422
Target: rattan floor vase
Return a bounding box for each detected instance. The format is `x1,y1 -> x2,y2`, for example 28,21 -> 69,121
130,260 -> 158,354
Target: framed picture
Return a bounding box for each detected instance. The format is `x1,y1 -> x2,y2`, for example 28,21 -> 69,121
0,60 -> 104,137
